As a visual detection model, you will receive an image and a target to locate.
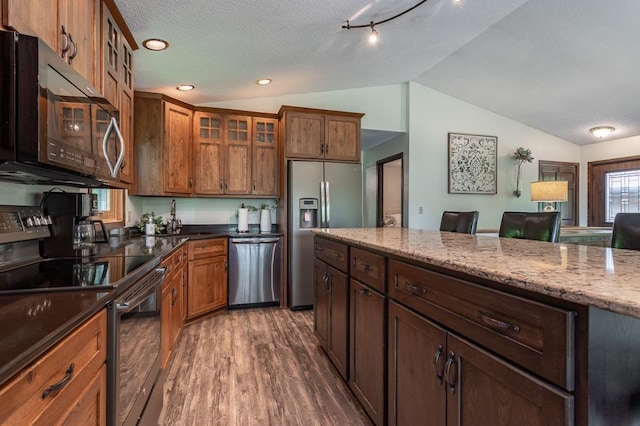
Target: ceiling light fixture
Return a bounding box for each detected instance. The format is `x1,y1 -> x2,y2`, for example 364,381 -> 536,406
590,126 -> 615,138
256,79 -> 272,85
142,38 -> 169,51
176,84 -> 194,91
342,0 -> 429,44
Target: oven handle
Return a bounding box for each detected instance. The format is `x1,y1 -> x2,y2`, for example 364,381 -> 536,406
116,267 -> 166,313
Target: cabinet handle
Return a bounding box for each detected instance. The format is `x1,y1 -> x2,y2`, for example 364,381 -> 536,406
225,261 -> 228,272
320,143 -> 324,154
316,245 -> 324,252
42,363 -> 75,398
68,39 -> 78,62
433,344 -> 444,385
189,178 -> 194,189
253,180 -> 256,191
224,179 -> 229,190
358,288 -> 371,296
477,310 -> 520,333
171,288 -> 178,305
444,352 -> 457,395
219,180 -> 224,191
60,26 -> 71,57
360,262 -> 372,272
406,282 -> 427,295
324,144 -> 328,154
332,252 -> 342,259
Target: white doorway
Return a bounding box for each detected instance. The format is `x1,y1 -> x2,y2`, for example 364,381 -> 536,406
377,154 -> 403,227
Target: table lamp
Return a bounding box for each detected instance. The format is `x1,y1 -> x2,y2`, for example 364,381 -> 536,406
531,181 -> 568,212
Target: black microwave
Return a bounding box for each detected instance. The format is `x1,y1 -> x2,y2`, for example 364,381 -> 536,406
0,30 -> 126,187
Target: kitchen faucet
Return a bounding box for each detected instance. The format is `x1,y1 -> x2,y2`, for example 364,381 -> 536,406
169,199 -> 179,233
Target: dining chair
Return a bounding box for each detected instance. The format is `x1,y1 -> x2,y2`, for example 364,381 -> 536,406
498,211 -> 561,243
439,211 -> 479,234
611,213 -> 640,250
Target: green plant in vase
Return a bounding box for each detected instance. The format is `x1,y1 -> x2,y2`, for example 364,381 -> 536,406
137,212 -> 166,234
513,147 -> 534,197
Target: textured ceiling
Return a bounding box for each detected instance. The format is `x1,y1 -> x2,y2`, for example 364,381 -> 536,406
115,0 -> 640,145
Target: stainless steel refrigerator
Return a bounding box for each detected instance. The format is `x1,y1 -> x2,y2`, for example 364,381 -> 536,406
288,160 -> 363,309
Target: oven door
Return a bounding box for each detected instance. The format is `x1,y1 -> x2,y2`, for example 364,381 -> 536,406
107,267 -> 166,426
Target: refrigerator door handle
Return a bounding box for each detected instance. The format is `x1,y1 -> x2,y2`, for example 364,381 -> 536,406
325,180 -> 331,228
320,181 -> 327,227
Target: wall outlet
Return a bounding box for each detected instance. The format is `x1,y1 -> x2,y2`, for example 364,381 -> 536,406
127,211 -> 132,222
418,206 -> 423,214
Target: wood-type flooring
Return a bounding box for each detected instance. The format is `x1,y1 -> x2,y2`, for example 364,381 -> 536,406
159,307 -> 372,425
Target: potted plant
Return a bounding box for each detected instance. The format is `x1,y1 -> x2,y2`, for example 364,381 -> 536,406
513,147 -> 534,197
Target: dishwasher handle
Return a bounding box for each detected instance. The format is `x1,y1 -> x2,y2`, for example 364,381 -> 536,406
230,238 -> 280,244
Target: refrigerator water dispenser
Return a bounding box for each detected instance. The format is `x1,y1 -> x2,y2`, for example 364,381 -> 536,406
299,198 -> 318,228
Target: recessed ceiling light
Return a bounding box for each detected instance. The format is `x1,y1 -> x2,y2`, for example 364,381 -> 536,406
590,126 -> 615,138
176,84 -> 195,91
143,38 -> 169,51
256,79 -> 272,86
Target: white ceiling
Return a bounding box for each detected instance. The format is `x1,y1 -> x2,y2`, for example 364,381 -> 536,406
115,0 -> 640,146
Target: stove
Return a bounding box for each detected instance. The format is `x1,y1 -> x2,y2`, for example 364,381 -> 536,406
0,255 -> 157,295
0,204 -> 160,296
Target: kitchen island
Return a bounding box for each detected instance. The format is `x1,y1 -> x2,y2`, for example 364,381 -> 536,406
313,227 -> 640,426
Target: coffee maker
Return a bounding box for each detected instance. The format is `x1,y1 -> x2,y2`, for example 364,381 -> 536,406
41,192 -> 109,257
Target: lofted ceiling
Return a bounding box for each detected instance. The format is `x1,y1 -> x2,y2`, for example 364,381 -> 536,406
114,0 -> 640,146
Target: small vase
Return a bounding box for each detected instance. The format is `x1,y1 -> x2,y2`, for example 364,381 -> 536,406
260,209 -> 271,233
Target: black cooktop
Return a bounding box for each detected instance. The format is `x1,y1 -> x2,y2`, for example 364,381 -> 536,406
0,255 -> 156,295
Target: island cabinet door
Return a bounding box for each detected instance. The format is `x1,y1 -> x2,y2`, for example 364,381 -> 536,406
349,279 -> 385,426
445,334 -> 574,426
388,301 -> 446,426
314,259 -> 330,347
313,258 -> 349,381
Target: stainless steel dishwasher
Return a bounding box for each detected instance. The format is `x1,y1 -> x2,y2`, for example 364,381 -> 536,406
228,236 -> 281,308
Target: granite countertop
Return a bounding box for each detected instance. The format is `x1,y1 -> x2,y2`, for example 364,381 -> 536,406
313,227 -> 640,319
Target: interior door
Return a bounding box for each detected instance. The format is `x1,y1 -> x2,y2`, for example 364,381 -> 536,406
538,161 -> 579,226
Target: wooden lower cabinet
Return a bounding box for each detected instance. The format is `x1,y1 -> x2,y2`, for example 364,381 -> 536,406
388,301 -> 574,426
0,310 -> 107,425
313,258 -> 349,380
186,238 -> 228,319
161,247 -> 186,368
349,279 -> 385,425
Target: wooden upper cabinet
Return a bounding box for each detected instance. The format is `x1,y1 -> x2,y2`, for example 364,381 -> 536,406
59,0 -> 98,87
101,3 -> 120,107
3,0 -> 59,49
133,93 -> 193,196
284,111 -> 324,159
252,117 -> 279,196
280,106 -> 364,163
325,115 -> 361,162
194,111 -> 225,195
224,115 -> 252,195
3,0 -> 98,86
164,102 -> 193,194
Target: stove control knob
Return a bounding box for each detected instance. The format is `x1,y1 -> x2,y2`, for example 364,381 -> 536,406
23,217 -> 34,228
43,215 -> 53,225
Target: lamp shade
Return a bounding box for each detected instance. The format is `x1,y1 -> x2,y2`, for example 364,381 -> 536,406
530,181 -> 568,202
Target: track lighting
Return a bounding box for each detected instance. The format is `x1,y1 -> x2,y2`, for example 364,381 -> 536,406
368,23 -> 379,45
342,0 -> 429,44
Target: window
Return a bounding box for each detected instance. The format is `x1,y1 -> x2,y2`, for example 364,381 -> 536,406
605,170 -> 640,221
588,156 -> 640,226
91,188 -> 124,227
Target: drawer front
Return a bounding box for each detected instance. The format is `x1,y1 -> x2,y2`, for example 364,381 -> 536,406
388,260 -> 575,390
0,310 -> 107,425
162,246 -> 184,281
314,237 -> 348,272
350,247 -> 386,293
188,238 -> 228,261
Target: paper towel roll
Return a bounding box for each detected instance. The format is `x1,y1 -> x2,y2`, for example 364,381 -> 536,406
260,209 -> 271,233
238,208 -> 249,232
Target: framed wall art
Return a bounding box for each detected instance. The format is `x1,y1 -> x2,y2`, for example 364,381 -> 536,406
448,133 -> 497,194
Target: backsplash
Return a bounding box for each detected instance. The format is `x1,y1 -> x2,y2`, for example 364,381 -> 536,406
127,196 -> 278,228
